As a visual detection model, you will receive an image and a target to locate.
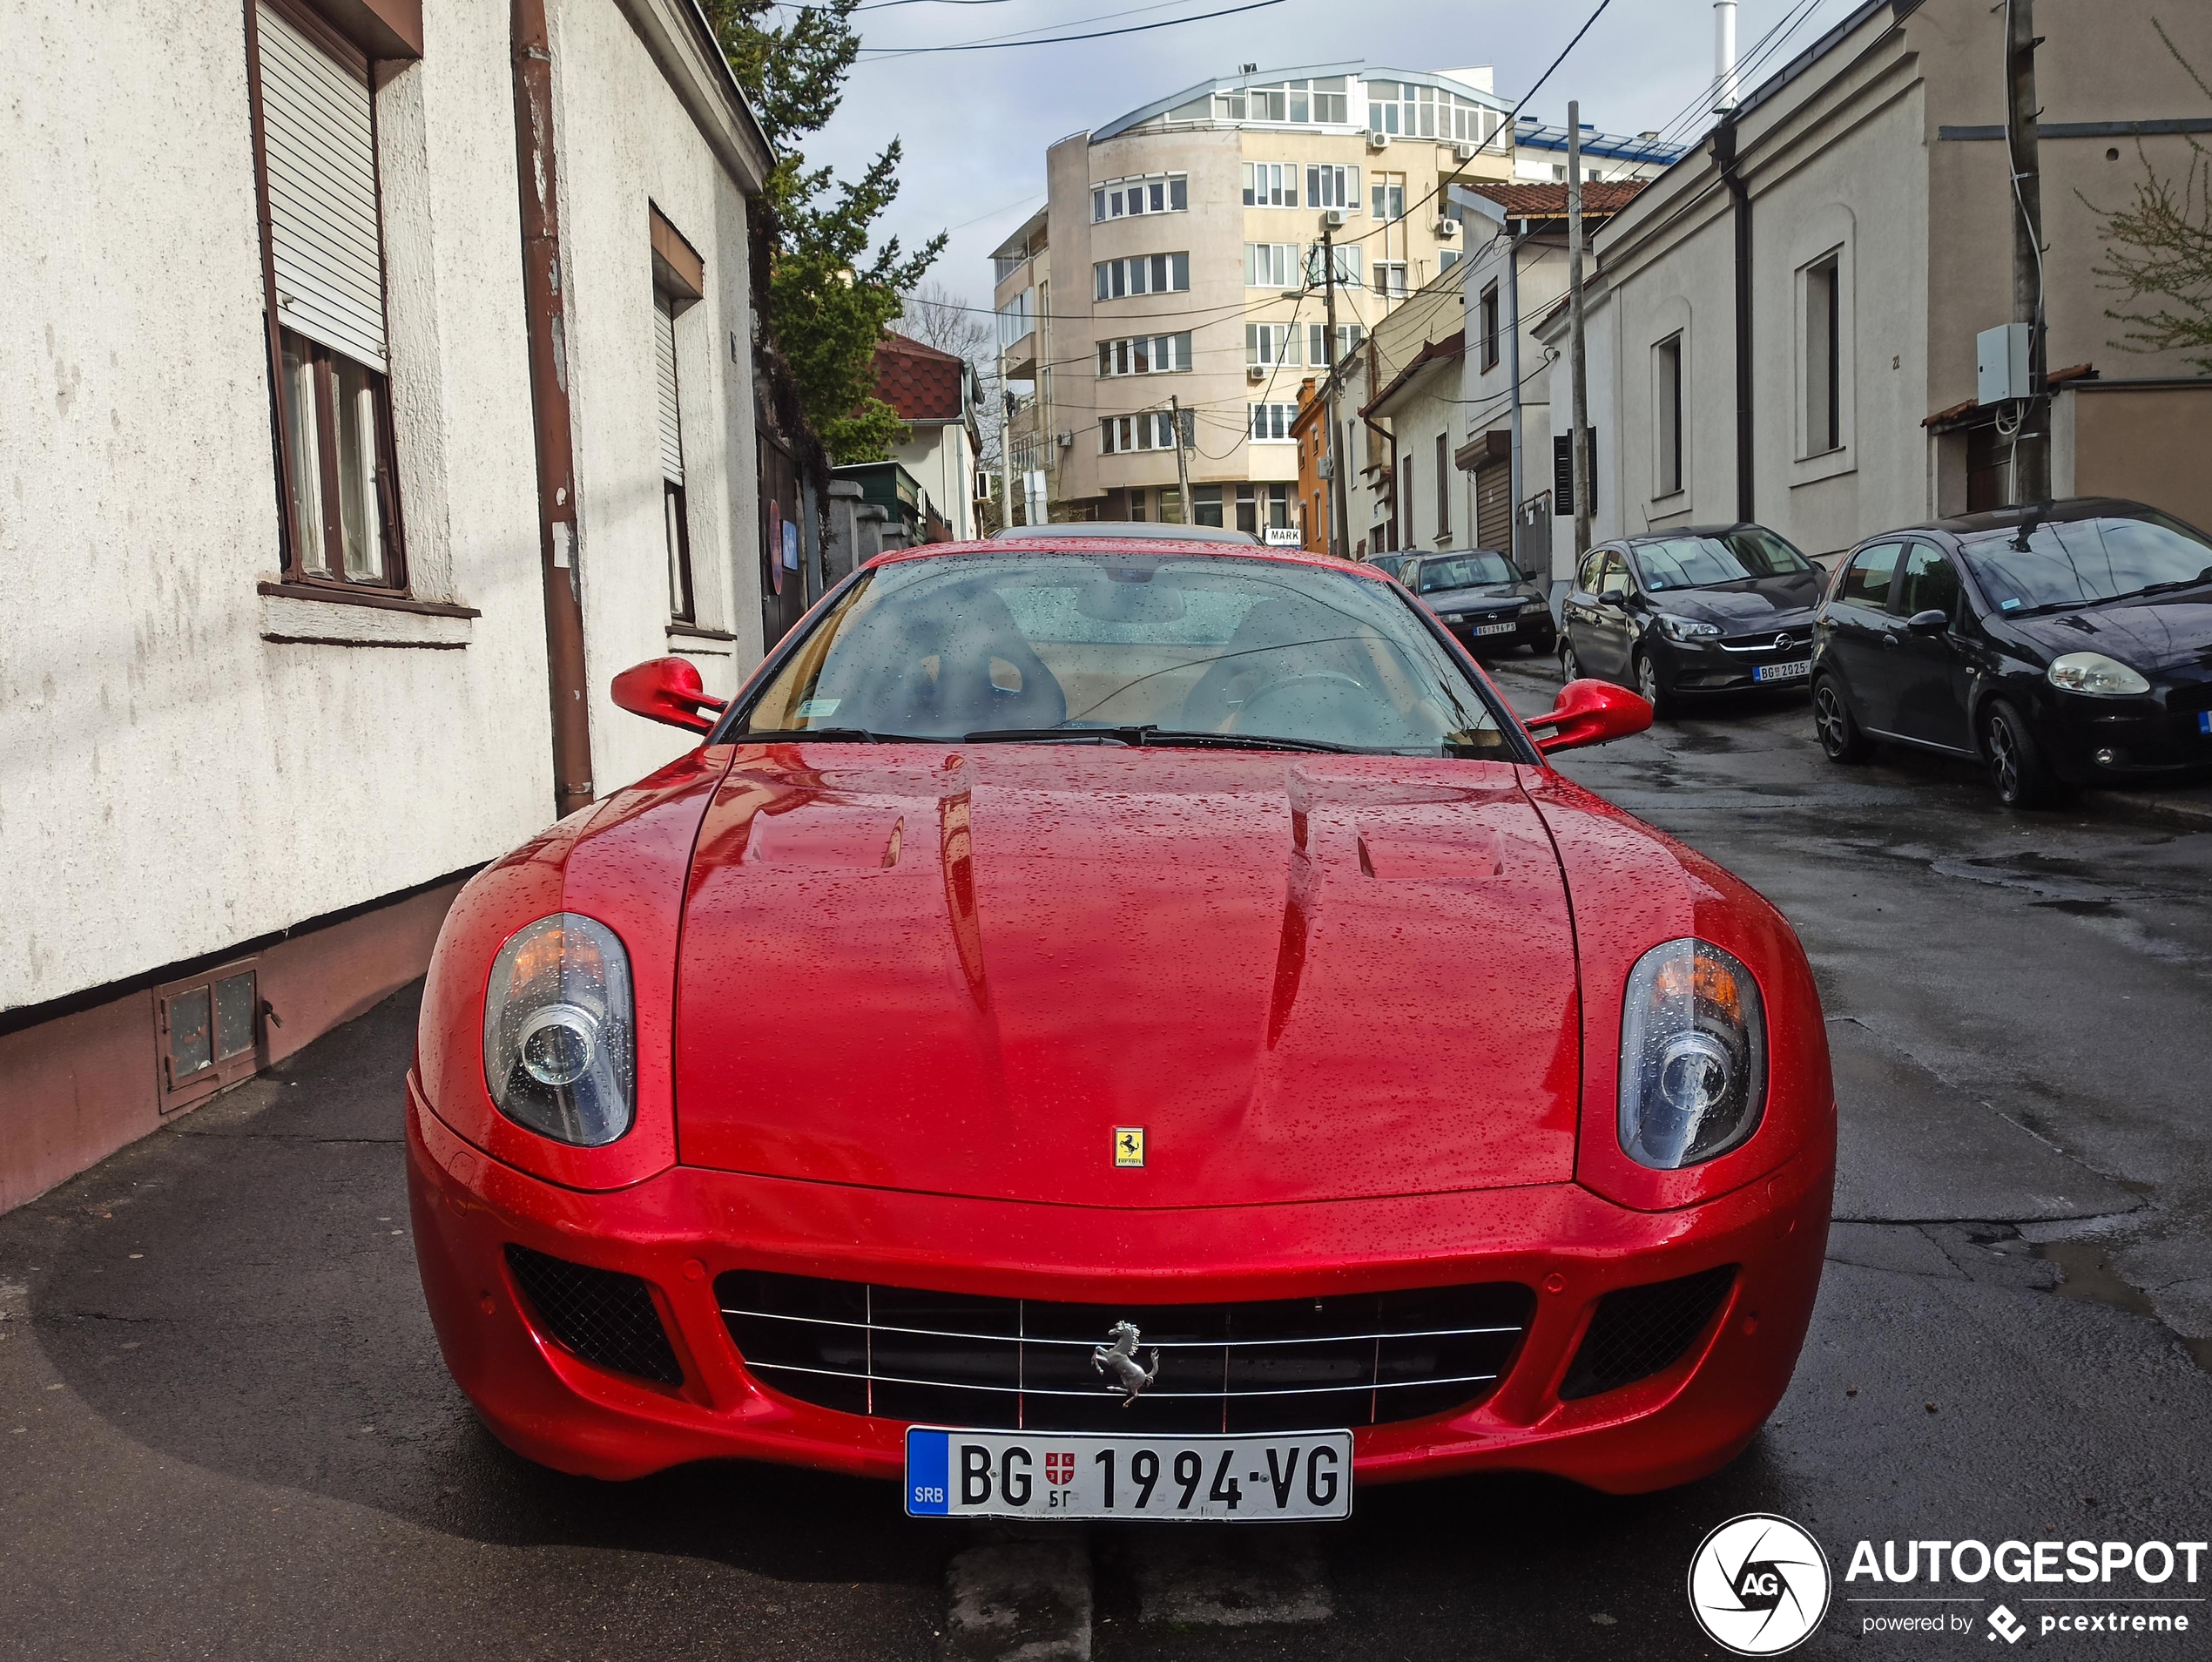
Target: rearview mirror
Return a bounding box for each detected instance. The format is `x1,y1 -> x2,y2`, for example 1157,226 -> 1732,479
610,656 -> 726,733
1525,678 -> 1654,753
1905,608 -> 1949,634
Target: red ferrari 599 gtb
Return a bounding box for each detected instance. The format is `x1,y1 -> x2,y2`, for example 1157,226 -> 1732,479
407,531 -> 1833,1519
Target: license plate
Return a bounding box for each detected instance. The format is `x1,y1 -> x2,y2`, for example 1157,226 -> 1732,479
1475,622 -> 1517,637
904,1427 -> 1352,1521
1756,659 -> 1810,682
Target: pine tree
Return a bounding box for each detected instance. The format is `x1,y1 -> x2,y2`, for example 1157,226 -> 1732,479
705,0 -> 946,461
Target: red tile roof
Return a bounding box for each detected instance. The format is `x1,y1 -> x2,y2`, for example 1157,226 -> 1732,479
872,332 -> 968,423
1457,179 -> 1649,220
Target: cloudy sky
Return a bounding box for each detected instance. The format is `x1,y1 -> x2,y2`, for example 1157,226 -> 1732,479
799,0 -> 1865,314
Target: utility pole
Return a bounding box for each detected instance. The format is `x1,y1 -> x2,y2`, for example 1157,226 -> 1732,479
2005,0 -> 2048,503
1320,220 -> 1347,558
1568,100 -> 1592,561
1168,393 -> 1192,523
1503,218 -> 1527,571
998,339 -> 1015,530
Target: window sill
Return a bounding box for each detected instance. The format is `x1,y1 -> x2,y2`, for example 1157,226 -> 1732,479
668,622 -> 737,656
258,581 -> 477,649
1789,446 -> 1856,489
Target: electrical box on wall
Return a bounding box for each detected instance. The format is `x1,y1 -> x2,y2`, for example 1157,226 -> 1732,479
1977,322 -> 2032,405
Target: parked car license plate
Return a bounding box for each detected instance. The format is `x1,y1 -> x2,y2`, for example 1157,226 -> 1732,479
1755,659 -> 1810,682
1474,621 -> 1517,637
904,1427 -> 1352,1521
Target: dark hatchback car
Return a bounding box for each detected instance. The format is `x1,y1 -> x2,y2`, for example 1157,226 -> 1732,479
1559,525 -> 1824,715
1406,549 -> 1556,656
1811,498 -> 2212,807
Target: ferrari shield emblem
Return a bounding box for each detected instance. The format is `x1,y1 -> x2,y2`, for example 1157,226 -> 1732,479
1113,1127 -> 1145,1167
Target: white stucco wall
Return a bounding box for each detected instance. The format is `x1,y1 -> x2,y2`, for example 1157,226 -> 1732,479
894,422 -> 978,542
0,0 -> 763,1014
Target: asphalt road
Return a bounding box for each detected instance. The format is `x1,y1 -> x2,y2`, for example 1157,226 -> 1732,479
5,663 -> 2211,1661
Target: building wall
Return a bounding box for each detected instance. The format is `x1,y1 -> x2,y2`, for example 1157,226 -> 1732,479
1456,236 -> 1572,573
893,422 -> 979,541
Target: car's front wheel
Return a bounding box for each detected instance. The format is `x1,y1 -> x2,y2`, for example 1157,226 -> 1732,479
1559,638 -> 1584,682
1634,651 -> 1671,720
1811,677 -> 1871,763
1981,699 -> 2066,808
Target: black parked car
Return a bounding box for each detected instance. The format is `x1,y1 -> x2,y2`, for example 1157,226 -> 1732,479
1557,524 -> 1824,715
1366,551 -> 1423,584
1405,549 -> 1556,656
1811,498 -> 2212,807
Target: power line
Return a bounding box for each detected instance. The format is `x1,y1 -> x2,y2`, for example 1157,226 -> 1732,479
859,0 -> 1283,56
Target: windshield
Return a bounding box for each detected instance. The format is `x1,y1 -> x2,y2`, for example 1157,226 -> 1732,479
1960,513 -> 2212,613
1632,529 -> 1812,591
732,551 -> 1514,756
1415,551 -> 1518,593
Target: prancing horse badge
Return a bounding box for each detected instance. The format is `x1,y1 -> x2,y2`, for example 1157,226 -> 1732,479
1113,1127 -> 1145,1168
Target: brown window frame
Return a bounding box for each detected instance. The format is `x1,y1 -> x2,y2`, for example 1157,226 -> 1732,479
1435,431 -> 1450,538
156,959 -> 265,1113
245,0 -> 409,597
1480,282 -> 1501,372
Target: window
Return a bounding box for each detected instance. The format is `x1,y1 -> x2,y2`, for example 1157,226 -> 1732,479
1804,251 -> 1842,455
1245,323 -> 1302,368
1242,163 -> 1299,206
655,294 -> 695,619
157,961 -> 261,1112
1234,483 -> 1291,534
1094,253 -> 1190,300
1480,284 -> 1501,371
1096,332 -> 1192,376
1128,489 -> 1148,522
1400,452 -> 1414,544
1218,76 -> 1347,125
1099,409 -> 1190,454
1244,243 -> 1299,288
1250,403 -> 1297,441
1552,429 -> 1597,515
1367,79 -> 1494,142
1894,544 -> 1962,622
1308,321 -> 1364,365
1306,165 -> 1359,211
1371,172 -> 1406,223
1838,542 -> 1902,607
1159,484 -> 1182,522
1193,483 -> 1224,526
251,1 -> 404,590
1373,262 -> 1409,301
1655,333 -> 1683,497
1094,172 -> 1188,221
996,287 -> 1034,345
1435,433 -> 1450,537
1439,248 -> 1460,274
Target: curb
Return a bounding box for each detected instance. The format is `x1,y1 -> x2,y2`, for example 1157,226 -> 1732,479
2086,788 -> 2212,833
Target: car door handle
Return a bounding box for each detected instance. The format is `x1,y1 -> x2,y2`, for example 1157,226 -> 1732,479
1882,632 -> 1899,646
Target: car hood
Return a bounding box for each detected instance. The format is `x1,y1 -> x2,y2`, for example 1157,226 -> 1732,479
1424,583 -> 1538,611
1647,571 -> 1822,631
2006,596 -> 2212,677
673,746 -> 1581,1207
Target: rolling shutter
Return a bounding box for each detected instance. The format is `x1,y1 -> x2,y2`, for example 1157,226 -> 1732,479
256,2 -> 387,373
655,294 -> 685,483
1475,458 -> 1511,551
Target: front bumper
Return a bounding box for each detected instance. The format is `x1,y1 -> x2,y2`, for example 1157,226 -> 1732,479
2040,688 -> 2212,784
1438,609 -> 1554,652
1656,635 -> 1814,692
407,1075 -> 1832,1496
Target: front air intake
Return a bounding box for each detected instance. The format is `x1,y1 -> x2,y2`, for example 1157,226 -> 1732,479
1559,1266 -> 1737,1401
505,1245 -> 684,1388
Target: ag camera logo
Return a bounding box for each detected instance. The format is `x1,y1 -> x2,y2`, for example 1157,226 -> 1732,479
1689,1514 -> 1833,1655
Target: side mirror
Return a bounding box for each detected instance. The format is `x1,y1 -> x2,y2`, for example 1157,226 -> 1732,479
1525,678 -> 1654,754
1905,608 -> 1949,634
610,656 -> 726,733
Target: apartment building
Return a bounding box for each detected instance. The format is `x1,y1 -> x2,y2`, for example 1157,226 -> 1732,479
990,63 -> 1514,539
0,0 -> 771,1211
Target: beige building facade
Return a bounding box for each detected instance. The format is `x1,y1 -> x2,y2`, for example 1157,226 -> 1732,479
992,64 -> 1515,541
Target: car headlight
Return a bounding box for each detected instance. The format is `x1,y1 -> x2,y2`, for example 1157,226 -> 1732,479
483,914 -> 636,1146
1619,939 -> 1766,1170
1520,598 -> 1548,614
2046,652 -> 2150,697
1656,614 -> 1722,642
1442,611 -> 1466,623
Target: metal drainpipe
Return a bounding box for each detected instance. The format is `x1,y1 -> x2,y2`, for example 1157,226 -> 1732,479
1714,115 -> 1755,525
511,0 -> 595,820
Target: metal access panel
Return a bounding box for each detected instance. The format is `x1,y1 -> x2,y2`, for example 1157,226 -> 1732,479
1977,323 -> 2032,405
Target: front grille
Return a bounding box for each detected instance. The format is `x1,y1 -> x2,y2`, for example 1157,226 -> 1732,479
1559,1266 -> 1737,1401
2165,681 -> 2212,719
718,1271 -> 1534,1433
505,1245 -> 685,1388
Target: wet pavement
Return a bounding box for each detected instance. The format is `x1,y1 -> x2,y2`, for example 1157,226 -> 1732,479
5,663 -> 2211,1659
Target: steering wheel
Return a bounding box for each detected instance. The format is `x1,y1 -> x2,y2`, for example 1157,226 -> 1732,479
1225,671 -> 1375,740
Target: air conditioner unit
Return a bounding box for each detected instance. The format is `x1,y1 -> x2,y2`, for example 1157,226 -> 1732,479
1056,430 -> 1075,449
1453,141 -> 1477,162
1366,130 -> 1391,152
1433,217 -> 1460,238
1322,207 -> 1350,230
1247,364 -> 1269,382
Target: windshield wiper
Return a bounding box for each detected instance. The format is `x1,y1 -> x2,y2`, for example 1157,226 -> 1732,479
961,724 -> 1354,753
2114,565 -> 2212,601
739,726 -> 929,743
